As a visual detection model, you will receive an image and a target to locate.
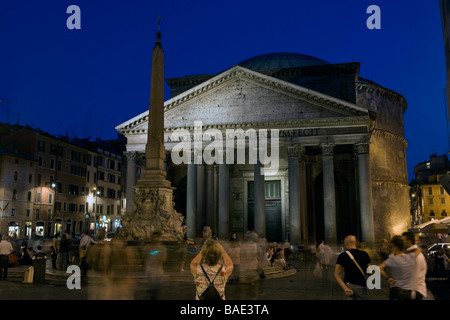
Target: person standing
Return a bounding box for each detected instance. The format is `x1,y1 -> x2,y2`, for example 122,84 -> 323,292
334,235 -> 372,300
379,235 -> 421,300
58,233 -> 70,271
0,235 -> 14,280
402,231 -> 428,299
79,231 -> 98,285
190,239 -> 233,300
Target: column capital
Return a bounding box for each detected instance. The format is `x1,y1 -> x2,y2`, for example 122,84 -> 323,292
287,145 -> 306,161
320,143 -> 335,157
354,141 -> 370,155
124,151 -> 138,161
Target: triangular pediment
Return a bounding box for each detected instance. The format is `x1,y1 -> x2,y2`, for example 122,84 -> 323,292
116,65 -> 369,134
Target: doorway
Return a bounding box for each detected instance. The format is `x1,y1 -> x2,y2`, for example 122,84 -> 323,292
248,180 -> 282,242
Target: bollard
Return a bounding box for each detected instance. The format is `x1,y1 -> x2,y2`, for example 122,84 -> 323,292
23,266 -> 34,283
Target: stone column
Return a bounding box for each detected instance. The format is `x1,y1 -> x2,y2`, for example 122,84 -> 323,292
125,152 -> 137,213
218,163 -> 230,239
186,158 -> 197,239
321,143 -> 337,244
196,163 -> 205,235
254,160 -> 266,238
355,141 -> 375,245
206,165 -> 214,229
287,145 -> 304,244
213,165 -> 219,234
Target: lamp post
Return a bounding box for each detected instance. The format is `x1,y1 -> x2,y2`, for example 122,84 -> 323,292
92,187 -> 100,234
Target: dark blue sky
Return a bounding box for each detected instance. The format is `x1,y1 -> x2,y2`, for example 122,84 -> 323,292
0,0 -> 447,180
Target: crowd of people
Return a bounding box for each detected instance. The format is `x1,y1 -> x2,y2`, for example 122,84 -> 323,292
0,231 -> 99,281
1,226 -> 448,301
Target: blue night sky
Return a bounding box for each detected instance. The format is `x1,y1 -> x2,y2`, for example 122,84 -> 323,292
0,0 -> 447,181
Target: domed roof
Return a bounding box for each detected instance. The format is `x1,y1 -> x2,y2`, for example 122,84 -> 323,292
237,52 -> 329,71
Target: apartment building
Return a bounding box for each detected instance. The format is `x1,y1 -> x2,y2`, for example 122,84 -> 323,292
0,123 -> 125,239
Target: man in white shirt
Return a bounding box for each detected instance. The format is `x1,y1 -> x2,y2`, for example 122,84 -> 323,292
0,235 -> 14,280
402,231 -> 427,300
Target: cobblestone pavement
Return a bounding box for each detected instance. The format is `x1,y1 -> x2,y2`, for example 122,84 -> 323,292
0,258 -> 444,301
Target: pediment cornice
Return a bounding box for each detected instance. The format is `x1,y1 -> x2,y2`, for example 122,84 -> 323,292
116,65 -> 370,133
119,116 -> 369,136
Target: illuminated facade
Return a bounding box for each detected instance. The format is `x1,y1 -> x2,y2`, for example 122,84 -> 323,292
0,123 -> 125,238
117,52 -> 411,245
411,154 -> 450,224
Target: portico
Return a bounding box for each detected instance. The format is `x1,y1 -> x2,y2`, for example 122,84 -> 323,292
117,63 -> 381,245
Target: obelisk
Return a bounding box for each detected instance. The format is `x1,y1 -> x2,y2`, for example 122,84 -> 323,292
118,23 -> 186,242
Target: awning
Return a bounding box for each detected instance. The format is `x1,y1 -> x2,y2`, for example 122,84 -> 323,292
409,217 -> 450,233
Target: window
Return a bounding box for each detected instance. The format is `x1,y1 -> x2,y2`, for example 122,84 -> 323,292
68,203 -> 78,212
48,193 -> 53,204
430,210 -> 435,216
107,174 -> 115,183
429,198 -> 434,205
50,144 -> 63,157
29,174 -> 32,183
107,188 -> 116,199
12,189 -> 17,200
441,198 -> 446,205
27,209 -> 30,217
441,187 -> 445,195
35,209 -> 40,220
11,208 -> 16,216
38,156 -> 43,167
97,156 -> 105,167
36,192 -> 41,202
96,204 -> 103,214
37,174 -> 42,186
13,171 -> 18,181
71,150 -> 81,162
38,140 -> 45,153
27,191 -> 31,201
55,201 -> 61,212
48,209 -> 52,220
54,182 -> 62,194
50,159 -> 55,169
108,159 -> 115,170
68,184 -> 79,196
428,187 -> 433,195
442,210 -> 448,217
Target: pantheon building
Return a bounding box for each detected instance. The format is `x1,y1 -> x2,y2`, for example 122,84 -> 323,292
116,52 -> 410,245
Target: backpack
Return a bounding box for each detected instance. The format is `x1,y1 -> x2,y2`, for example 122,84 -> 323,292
198,264 -> 223,300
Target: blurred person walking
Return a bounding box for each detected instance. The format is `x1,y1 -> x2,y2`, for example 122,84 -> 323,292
190,239 -> 233,300
79,231 -> 98,285
58,233 -> 70,271
402,231 -> 428,299
317,240 -> 334,269
0,235 -> 13,280
145,231 -> 166,299
334,235 -> 372,300
228,233 -> 240,284
379,235 -> 422,300
179,236 -> 196,272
